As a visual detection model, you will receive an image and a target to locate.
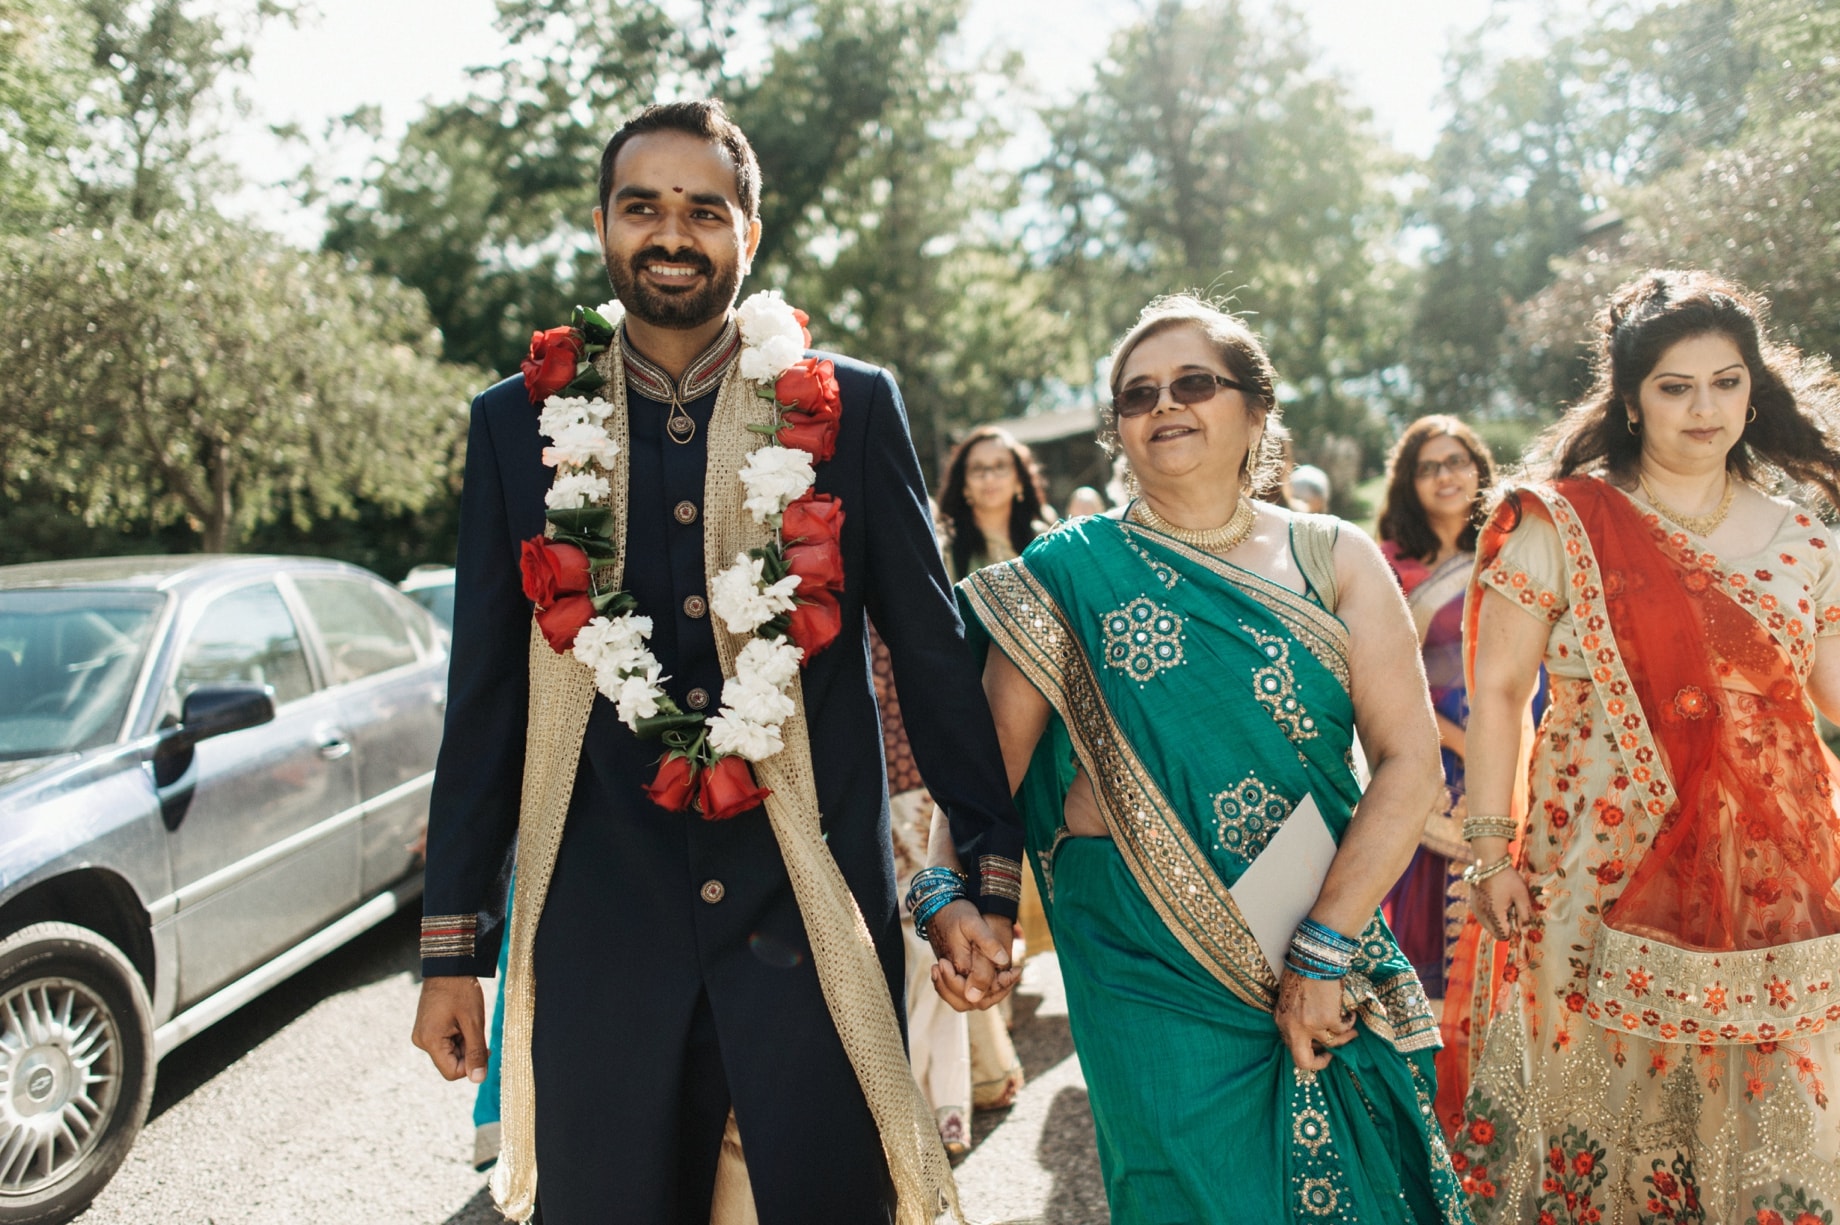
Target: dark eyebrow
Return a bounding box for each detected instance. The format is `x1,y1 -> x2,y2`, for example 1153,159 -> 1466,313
613,185 -> 661,203
688,191 -> 733,210
1652,363 -> 1746,379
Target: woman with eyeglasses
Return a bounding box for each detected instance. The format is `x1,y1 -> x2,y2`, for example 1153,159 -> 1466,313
1450,271 -> 1840,1221
937,425 -> 1051,581
918,295 -> 1469,1222
1373,417 -> 1497,1005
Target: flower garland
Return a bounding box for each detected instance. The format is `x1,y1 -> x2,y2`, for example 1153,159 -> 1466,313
515,293 -> 846,820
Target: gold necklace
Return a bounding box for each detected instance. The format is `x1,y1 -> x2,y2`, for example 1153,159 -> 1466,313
1130,495 -> 1257,553
1638,472 -> 1735,536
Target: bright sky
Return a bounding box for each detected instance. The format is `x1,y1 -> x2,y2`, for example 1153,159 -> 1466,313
222,0 -> 1512,241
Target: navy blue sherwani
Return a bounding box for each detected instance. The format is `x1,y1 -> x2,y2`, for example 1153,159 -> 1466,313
420,324 -> 1024,1225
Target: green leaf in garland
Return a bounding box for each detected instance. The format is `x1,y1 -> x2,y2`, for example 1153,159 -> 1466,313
568,364 -> 606,395
593,589 -> 636,616
547,505 -> 615,538
634,711 -> 708,739
745,421 -> 779,436
749,543 -> 789,581
577,305 -> 617,346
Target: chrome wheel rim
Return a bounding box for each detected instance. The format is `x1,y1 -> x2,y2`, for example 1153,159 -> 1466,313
0,977 -> 122,1195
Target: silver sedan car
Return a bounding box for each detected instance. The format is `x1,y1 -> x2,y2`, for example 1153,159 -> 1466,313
0,556 -> 447,1222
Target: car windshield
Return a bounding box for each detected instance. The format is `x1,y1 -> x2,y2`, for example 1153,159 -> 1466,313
0,590 -> 165,759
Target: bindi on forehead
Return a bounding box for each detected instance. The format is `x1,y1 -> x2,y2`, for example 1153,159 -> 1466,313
673,186 -> 683,193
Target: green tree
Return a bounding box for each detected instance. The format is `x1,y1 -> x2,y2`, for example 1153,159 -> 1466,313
0,218 -> 479,552
0,0 -> 88,232
1034,0 -> 1408,457
1508,1 -> 1840,408
1407,0 -> 1762,419
321,0 -> 985,376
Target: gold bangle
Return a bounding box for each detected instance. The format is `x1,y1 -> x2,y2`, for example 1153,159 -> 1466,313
1462,815 -> 1518,842
1461,854 -> 1515,885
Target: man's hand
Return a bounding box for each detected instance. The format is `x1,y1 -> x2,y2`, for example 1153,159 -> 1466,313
1274,970 -> 1357,1072
927,899 -> 1021,1011
412,975 -> 489,1083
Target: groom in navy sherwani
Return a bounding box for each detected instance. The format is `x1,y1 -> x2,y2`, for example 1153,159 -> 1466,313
409,99 -> 1025,1224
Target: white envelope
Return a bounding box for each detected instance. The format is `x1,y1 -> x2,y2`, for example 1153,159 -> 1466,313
1228,792 -> 1340,976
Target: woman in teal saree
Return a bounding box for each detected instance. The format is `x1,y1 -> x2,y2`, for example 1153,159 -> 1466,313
920,297 -> 1472,1223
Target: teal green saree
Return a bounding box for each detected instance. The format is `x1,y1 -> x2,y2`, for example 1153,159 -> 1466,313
960,515 -> 1470,1224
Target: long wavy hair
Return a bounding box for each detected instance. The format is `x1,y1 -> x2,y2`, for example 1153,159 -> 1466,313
1534,269 -> 1840,504
1377,416 -> 1496,564
938,426 -> 1047,578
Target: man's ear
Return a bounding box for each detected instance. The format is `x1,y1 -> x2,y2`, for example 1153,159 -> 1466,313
741,217 -> 762,272
592,206 -> 607,250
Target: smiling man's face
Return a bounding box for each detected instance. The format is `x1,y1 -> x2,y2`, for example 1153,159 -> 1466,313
594,130 -> 761,330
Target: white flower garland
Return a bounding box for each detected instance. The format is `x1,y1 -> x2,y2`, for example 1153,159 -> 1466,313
544,293 -> 819,762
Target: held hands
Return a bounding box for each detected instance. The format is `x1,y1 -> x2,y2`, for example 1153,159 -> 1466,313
928,899 -> 1021,1012
411,975 -> 489,1083
1275,969 -> 1357,1072
1471,864 -> 1536,942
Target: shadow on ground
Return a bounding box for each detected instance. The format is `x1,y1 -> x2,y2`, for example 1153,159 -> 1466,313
148,906 -> 421,1122
968,980 -> 1077,1154
442,1186 -> 505,1224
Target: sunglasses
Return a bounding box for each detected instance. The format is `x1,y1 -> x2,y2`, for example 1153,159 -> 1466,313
1113,373 -> 1245,418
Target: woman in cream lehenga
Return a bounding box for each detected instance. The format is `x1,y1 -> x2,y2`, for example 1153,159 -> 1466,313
916,295 -> 1471,1222
1455,270 -> 1840,1222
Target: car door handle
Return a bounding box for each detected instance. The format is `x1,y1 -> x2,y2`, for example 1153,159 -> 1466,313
318,735 -> 352,761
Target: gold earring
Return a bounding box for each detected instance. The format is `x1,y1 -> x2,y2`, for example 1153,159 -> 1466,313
1626,416 -> 1640,436
1746,403 -> 1758,424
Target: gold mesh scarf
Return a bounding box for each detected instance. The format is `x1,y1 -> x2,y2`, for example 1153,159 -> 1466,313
491,343 -> 963,1225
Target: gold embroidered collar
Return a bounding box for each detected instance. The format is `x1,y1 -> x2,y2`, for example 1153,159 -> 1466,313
619,318 -> 742,406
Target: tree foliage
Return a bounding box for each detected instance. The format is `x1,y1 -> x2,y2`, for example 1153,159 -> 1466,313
1034,0 -> 1408,456
1406,0 -> 1794,420
0,0 -> 88,233
0,219 -> 479,552
1507,1 -> 1840,411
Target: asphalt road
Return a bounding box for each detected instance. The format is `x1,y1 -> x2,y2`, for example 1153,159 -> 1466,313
70,910 -> 1107,1225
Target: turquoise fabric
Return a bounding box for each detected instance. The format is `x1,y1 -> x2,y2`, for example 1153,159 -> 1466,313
474,907 -> 511,1130
960,516 -> 1470,1224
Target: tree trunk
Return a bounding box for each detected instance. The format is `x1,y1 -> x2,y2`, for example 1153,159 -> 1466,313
201,438 -> 234,553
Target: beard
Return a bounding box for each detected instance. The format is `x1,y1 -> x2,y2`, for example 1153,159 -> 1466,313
604,244 -> 741,330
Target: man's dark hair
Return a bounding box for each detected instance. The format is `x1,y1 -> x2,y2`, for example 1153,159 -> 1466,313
598,99 -> 761,222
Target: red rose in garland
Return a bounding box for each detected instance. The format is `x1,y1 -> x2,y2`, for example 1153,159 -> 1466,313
699,754 -> 772,820
786,587 -> 843,658
643,755 -> 698,812
535,593 -> 596,652
791,307 -> 813,349
775,358 -> 842,463
520,538 -> 592,606
522,326 -> 584,405
782,493 -> 845,596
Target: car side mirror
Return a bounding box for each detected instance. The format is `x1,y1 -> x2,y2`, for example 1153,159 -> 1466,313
170,684 -> 277,752
150,684 -> 276,828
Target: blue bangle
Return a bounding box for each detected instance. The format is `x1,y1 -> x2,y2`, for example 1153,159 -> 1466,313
1295,917 -> 1358,953
1284,952 -> 1345,981
912,891 -> 965,943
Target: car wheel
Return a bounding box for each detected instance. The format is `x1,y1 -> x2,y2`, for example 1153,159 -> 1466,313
0,923 -> 154,1224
